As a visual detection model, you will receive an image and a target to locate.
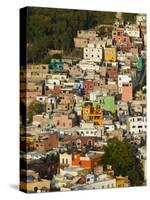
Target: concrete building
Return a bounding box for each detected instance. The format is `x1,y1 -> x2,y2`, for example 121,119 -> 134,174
27,64 -> 49,80
84,43 -> 103,62
77,60 -> 100,71
127,116 -> 147,135
118,74 -> 132,93
78,122 -> 104,137
125,24 -> 140,38
72,174 -> 116,190
20,170 -> 50,193
35,133 -> 59,152
53,112 -> 77,128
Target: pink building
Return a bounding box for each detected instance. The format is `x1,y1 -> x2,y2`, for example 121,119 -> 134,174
84,80 -> 94,97
53,112 -> 76,128
122,83 -> 133,102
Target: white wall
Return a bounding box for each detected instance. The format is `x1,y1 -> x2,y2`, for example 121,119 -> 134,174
84,44 -> 103,62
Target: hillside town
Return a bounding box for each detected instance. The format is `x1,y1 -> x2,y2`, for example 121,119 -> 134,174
20,12 -> 147,193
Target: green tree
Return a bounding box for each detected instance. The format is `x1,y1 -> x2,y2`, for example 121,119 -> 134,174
101,138 -> 144,186
28,100 -> 43,124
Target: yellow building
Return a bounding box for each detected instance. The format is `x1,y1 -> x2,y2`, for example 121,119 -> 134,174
82,106 -> 103,126
20,134 -> 35,151
104,47 -> 117,62
116,176 -> 130,187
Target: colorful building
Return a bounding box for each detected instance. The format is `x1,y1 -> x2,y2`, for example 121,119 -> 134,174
82,103 -> 103,126
122,83 -> 133,102
112,27 -> 130,44
137,57 -> 145,71
116,176 -> 130,187
104,47 -> 117,62
72,153 -> 101,171
98,96 -> 116,113
49,61 -> 64,71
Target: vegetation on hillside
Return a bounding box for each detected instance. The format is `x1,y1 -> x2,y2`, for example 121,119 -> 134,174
27,8 -> 117,63
101,138 -> 144,186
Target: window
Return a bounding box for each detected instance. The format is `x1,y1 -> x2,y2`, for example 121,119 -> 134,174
66,159 -> 68,165
132,126 -> 136,128
57,121 -> 60,126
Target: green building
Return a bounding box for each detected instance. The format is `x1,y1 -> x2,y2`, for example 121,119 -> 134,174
98,96 -> 116,113
49,61 -> 64,71
137,57 -> 144,71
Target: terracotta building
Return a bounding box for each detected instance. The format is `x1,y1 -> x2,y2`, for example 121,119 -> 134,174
122,83 -> 133,102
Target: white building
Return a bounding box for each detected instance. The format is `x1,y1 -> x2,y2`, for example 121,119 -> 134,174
45,78 -> 60,89
36,95 -> 47,104
127,116 -> 147,135
72,174 -> 116,190
77,60 -> 100,71
60,167 -> 85,177
84,43 -> 103,62
118,74 -> 132,93
136,14 -> 146,26
78,122 -> 104,137
104,124 -> 115,132
125,24 -> 140,38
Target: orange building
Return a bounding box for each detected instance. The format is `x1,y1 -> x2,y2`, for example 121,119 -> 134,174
122,83 -> 133,102
112,27 -> 130,44
72,153 -> 101,171
82,106 -> 103,126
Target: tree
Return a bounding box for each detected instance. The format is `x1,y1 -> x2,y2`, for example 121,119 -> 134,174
28,100 -> 43,124
101,138 -> 144,186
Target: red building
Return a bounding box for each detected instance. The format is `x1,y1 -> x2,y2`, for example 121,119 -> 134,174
83,80 -> 94,97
